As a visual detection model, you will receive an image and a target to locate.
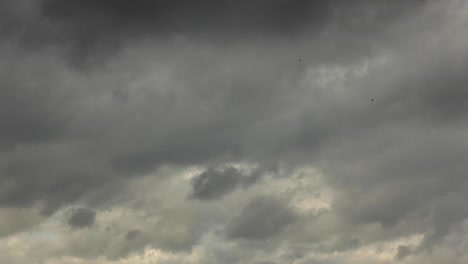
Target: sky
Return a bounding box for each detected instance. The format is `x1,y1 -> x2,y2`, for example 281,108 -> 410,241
1,0 -> 468,263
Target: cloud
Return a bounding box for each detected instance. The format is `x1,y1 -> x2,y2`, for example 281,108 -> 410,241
39,0 -> 425,39
67,208 -> 96,229
0,0 -> 422,66
0,206 -> 44,238
395,245 -> 412,261
188,166 -> 266,200
125,229 -> 140,240
0,0 -> 468,263
188,167 -> 244,200
225,196 -> 296,240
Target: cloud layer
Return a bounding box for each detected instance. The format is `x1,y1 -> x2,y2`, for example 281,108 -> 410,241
1,0 -> 468,263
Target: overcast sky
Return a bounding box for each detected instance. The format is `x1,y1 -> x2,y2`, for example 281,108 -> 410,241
1,0 -> 468,263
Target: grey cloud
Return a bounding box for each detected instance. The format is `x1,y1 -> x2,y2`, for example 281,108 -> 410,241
2,0 -> 463,227
0,0 -> 422,65
0,206 -> 44,238
189,167 -> 243,201
321,123 -> 468,253
417,192 -> 468,252
0,141 -> 118,212
152,207 -> 225,252
225,196 -> 296,240
188,166 -> 265,200
322,236 -> 360,253
0,50 -> 71,149
309,14 -> 468,250
125,229 -> 140,240
0,0 -> 467,263
395,245 -> 412,261
68,208 -> 96,229
39,0 -> 426,36
0,0 -> 40,31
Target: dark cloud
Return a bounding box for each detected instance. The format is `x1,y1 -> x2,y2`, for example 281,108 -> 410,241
39,0 -> 423,35
189,167 -> 244,200
0,0 -> 40,31
188,166 -> 265,200
6,0 -> 421,64
0,55 -> 70,149
126,229 -> 140,240
0,0 -> 464,228
324,237 -> 361,253
67,208 -> 96,229
225,196 -> 296,240
395,245 -> 412,261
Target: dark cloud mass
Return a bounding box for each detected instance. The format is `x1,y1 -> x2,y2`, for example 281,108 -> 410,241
395,245 -> 412,261
67,208 -> 96,229
189,167 -> 245,200
188,166 -> 265,200
0,0 -> 468,263
7,0 -> 426,63
39,0 -> 424,35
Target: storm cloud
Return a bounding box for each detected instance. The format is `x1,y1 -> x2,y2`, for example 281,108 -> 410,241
1,0 -> 468,263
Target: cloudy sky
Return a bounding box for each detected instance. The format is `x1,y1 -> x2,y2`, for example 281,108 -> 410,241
1,0 -> 468,263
